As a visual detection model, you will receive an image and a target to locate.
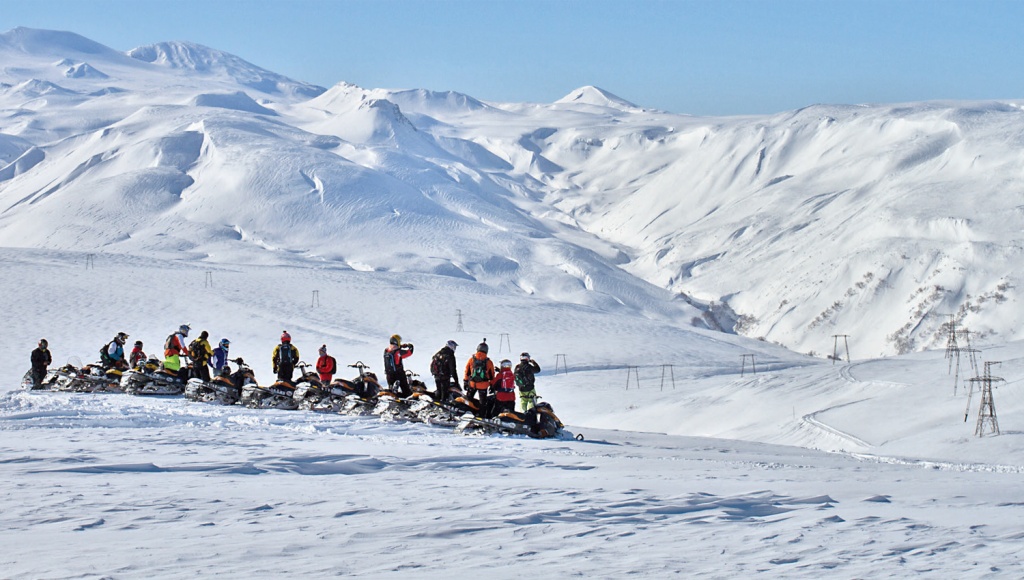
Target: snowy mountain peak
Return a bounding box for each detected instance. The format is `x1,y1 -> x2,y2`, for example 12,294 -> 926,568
0,27 -> 117,58
127,40 -> 325,98
556,85 -> 640,110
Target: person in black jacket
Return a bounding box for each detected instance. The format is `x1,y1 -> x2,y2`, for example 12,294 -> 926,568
514,352 -> 541,411
30,339 -> 52,389
429,340 -> 459,402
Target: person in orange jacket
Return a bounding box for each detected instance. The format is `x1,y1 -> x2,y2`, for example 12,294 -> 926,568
463,340 -> 495,406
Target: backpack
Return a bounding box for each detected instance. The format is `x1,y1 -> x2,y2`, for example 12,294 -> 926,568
470,357 -> 489,381
188,339 -> 204,362
278,344 -> 294,365
383,349 -> 397,374
430,350 -> 447,377
100,342 -> 114,363
164,334 -> 176,353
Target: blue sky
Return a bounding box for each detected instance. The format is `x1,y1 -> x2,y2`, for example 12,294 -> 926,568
3,0 -> 1023,115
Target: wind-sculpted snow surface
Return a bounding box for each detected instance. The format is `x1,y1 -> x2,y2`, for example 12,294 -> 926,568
2,389 -> 1023,577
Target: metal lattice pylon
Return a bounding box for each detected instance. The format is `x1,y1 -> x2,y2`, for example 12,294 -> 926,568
968,361 -> 1003,437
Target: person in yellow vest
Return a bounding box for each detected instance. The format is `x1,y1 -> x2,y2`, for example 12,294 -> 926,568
164,324 -> 191,381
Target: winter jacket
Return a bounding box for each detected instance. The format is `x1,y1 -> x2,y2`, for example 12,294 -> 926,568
464,352 -> 495,391
431,346 -> 459,381
31,347 -> 51,372
514,360 -> 541,392
383,344 -> 413,377
190,338 -> 213,365
164,333 -> 189,371
491,368 -> 517,402
316,354 -> 337,383
210,347 -> 229,373
272,343 -> 299,373
129,347 -> 146,369
102,340 -> 125,366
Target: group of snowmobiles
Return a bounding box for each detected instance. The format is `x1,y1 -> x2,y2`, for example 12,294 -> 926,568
24,356 -> 568,440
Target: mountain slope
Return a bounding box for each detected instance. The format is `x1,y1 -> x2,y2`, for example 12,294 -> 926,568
1,27 -> 1022,356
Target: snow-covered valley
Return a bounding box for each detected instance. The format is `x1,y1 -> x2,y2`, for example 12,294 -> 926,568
2,27 -> 1024,577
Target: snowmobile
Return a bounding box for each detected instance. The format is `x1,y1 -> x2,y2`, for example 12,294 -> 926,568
399,382 -> 467,426
121,356 -> 186,396
184,358 -> 256,406
22,368 -> 61,391
373,371 -> 429,421
455,400 -> 568,439
40,361 -> 123,393
241,372 -> 299,410
292,362 -> 330,410
321,362 -> 381,415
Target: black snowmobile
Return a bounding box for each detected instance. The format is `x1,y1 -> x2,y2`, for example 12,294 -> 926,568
292,362 -> 330,411
184,358 -> 256,405
373,371 -> 430,421
323,362 -> 381,415
455,400 -> 568,439
121,356 -> 186,396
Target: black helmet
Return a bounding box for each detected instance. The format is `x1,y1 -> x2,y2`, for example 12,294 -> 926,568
520,352 -> 530,361
39,338 -> 48,349
134,340 -> 143,348
116,332 -> 128,343
477,340 -> 488,354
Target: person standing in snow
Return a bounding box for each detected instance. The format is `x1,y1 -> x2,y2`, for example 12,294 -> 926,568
316,344 -> 337,384
164,324 -> 191,382
272,331 -> 300,384
129,340 -> 147,369
210,338 -> 231,376
100,332 -> 129,370
429,340 -> 459,403
189,330 -> 214,382
489,359 -> 517,418
463,340 -> 495,407
383,334 -> 414,397
30,339 -> 52,389
515,352 -> 541,411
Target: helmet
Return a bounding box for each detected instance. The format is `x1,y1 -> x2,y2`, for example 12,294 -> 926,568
319,344 -> 327,355
477,341 -> 488,354
134,340 -> 143,348
281,331 -> 291,343
220,338 -> 230,349
500,359 -> 512,369
520,352 -> 530,361
200,330 -> 209,340
39,338 -> 48,349
179,324 -> 191,336
116,332 -> 128,343
390,334 -> 402,346
446,340 -> 458,351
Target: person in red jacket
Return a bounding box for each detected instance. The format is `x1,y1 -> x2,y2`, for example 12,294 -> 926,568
316,344 -> 337,384
489,359 -> 517,418
383,334 -> 414,397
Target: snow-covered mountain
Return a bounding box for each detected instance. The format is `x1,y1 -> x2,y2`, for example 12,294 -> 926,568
2,27 -> 1022,357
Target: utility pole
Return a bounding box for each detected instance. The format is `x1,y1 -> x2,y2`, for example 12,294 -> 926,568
455,309 -> 464,332
832,335 -> 850,365
741,354 -> 757,377
970,361 -> 1003,437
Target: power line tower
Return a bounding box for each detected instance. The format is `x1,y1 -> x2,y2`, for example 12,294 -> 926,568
959,328 -> 978,371
971,362 -> 1003,436
951,348 -> 981,396
943,314 -> 959,370
740,354 -> 757,377
455,309 -> 464,332
831,335 -> 850,365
